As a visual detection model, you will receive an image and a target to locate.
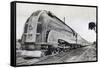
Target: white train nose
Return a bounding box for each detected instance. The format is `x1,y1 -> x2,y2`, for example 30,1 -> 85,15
21,50 -> 42,58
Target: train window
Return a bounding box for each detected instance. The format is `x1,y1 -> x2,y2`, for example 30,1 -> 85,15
37,23 -> 42,33
24,24 -> 28,33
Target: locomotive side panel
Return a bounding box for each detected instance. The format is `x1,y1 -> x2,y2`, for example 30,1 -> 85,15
37,11 -> 77,44
48,30 -> 76,47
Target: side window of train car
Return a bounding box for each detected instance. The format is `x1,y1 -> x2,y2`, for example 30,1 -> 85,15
37,22 -> 42,33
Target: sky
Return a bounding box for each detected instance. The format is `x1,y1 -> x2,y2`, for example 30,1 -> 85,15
16,3 -> 96,42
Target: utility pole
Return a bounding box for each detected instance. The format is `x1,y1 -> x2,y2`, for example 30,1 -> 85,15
76,34 -> 77,44
64,17 -> 65,23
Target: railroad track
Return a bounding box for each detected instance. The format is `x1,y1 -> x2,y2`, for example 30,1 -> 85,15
33,52 -> 66,64
17,46 -> 89,65
34,46 -> 88,64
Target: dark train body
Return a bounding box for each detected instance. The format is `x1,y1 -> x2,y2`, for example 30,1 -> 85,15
21,10 -> 90,57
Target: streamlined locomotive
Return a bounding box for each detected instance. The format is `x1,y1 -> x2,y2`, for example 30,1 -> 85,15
20,10 -> 90,57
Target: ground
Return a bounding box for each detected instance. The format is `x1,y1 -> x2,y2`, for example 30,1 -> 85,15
16,44 -> 97,66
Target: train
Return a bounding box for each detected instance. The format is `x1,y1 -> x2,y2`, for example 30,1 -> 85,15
20,10 -> 90,57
